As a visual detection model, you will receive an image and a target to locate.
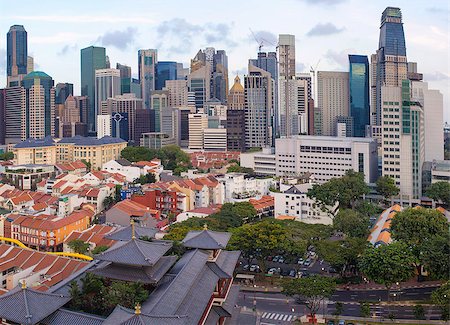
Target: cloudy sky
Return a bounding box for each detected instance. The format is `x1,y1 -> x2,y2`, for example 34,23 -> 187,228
0,0 -> 448,121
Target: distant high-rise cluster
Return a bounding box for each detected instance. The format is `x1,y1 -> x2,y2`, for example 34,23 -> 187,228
0,6 -> 445,200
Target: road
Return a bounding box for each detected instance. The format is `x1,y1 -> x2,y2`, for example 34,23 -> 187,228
332,286 -> 436,302
236,289 -> 444,324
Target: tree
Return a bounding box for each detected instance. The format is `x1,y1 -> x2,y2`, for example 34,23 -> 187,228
68,281 -> 82,310
360,302 -> 371,318
0,151 -> 13,161
103,196 -> 115,210
332,209 -> 370,238
426,182 -> 450,207
390,207 -> 449,276
283,275 -> 336,322
413,305 -> 425,320
91,245 -> 109,255
136,173 -> 156,185
359,242 -> 415,296
68,239 -> 90,254
157,145 -> 190,171
333,302 -> 343,316
121,146 -> 157,162
421,233 -> 450,280
218,202 -> 257,226
81,159 -> 91,171
376,176 -> 399,202
307,170 -> 370,210
431,282 -> 450,321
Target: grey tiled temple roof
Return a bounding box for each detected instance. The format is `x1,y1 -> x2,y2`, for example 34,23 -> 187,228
94,239 -> 172,266
213,250 -> 241,278
105,225 -> 158,242
103,305 -> 188,325
204,306 -> 232,325
0,285 -> 71,325
91,256 -> 177,284
41,308 -> 105,325
182,229 -> 231,249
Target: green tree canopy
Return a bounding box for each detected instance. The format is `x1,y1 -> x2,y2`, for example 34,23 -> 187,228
420,233 -> 450,280
359,242 -> 415,291
121,146 -> 158,162
67,239 -> 90,254
426,182 -> 450,207
91,245 -> 109,255
333,209 -> 370,238
376,176 -> 400,200
307,170 -> 370,209
390,207 -> 449,267
283,275 -> 336,321
431,282 -> 450,321
0,152 -> 13,161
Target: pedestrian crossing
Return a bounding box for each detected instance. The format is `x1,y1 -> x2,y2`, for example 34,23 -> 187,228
261,312 -> 295,322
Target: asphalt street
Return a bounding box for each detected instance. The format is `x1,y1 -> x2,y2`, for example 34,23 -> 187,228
332,286 -> 436,302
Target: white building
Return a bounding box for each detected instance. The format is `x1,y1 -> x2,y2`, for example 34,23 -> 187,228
203,128 -> 227,151
102,159 -> 140,182
430,160 -> 450,184
97,115 -> 111,138
188,113 -> 208,150
240,147 -> 276,176
273,183 -> 337,225
217,173 -> 275,203
275,136 -> 378,184
94,69 -> 120,129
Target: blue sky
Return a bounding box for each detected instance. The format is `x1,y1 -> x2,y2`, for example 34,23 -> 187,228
0,0 -> 449,121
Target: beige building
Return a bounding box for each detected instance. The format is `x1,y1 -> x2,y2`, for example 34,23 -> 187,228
317,71 -> 349,136
165,80 -> 189,108
188,113 -> 208,150
13,136 -> 127,170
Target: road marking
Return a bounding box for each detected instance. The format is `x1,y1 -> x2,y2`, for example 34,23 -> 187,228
269,313 -> 276,319
282,314 -> 288,321
262,312 -> 268,318
287,315 -> 293,321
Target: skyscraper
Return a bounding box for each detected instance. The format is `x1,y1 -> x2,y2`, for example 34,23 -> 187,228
150,90 -> 169,133
374,7 -> 407,126
278,34 -> 296,138
226,76 -> 245,151
81,46 -> 106,132
155,61 -> 177,90
55,83 -> 74,105
3,86 -> 24,144
138,49 -> 158,109
212,50 -> 229,104
0,89 -> 5,145
245,64 -> 273,149
349,55 -> 370,137
317,71 -> 349,136
7,25 -> 28,87
188,64 -> 211,112
21,71 -> 55,139
95,68 -> 121,128
116,63 -> 132,94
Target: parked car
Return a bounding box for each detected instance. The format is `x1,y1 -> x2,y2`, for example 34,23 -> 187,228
278,256 -> 285,263
304,259 -> 311,266
338,320 -> 345,325
273,255 -> 280,263
297,258 -> 304,265
288,269 -> 297,277
249,265 -> 260,272
327,321 -> 335,325
243,264 -> 249,271
309,251 -> 317,258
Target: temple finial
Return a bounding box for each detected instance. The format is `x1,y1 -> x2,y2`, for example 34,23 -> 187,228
135,303 -> 141,315
131,219 -> 136,240
21,280 -> 27,289
203,223 -> 208,230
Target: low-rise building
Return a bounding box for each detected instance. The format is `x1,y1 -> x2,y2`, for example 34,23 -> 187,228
240,147 -> 276,176
105,199 -> 161,228
217,172 -> 275,203
176,205 -> 222,223
249,195 -> 274,218
2,164 -> 56,190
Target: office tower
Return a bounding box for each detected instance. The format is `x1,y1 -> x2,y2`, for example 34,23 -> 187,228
314,107 -> 322,136
369,54 -> 378,126
161,107 -> 180,145
374,7 -> 407,126
188,64 -> 211,111
204,98 -> 227,124
95,68 -> 121,129
156,61 -> 177,90
27,56 -> 34,74
138,49 -> 158,109
116,63 -> 132,94
178,107 -> 195,148
7,25 -> 28,87
55,83 -> 74,105
278,34 -> 296,138
410,80 -> 444,161
130,78 -> 141,98
150,90 -> 169,133
111,112 -> 129,141
204,128 -> 227,151
317,71 -> 349,136
101,94 -> 143,143
336,116 -> 354,137
0,89 -> 5,145
296,73 -> 315,135
134,108 -> 153,142
21,71 -> 55,139
81,46 -> 106,132
3,86 -> 24,144
349,55 -> 370,137
74,96 -> 89,124
407,62 -> 423,81
62,95 -> 80,123
188,113 -> 208,150
307,98 -> 315,135
381,81 -> 424,199
59,95 -> 87,138
226,76 -> 245,151
97,115 -> 111,138
212,50 -> 229,104
177,63 -> 189,80
165,80 -> 189,107
245,64 -> 273,149
249,51 -> 278,138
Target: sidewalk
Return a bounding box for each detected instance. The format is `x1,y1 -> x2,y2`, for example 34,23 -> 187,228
336,279 -> 443,291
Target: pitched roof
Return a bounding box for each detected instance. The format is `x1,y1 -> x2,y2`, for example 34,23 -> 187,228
112,199 -> 159,217
116,158 -> 132,166
105,225 -> 158,241
0,285 -> 71,324
103,305 -> 188,325
14,136 -> 55,149
182,230 -> 231,250
57,135 -> 126,146
94,239 -> 172,266
41,308 -> 105,325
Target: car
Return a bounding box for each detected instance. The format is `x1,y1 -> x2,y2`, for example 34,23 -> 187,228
338,320 -> 345,325
278,256 -> 285,263
273,255 -> 280,263
281,269 -> 289,276
329,267 -> 337,273
288,269 -> 297,277
297,258 -> 304,265
266,256 -> 273,261
327,321 -> 335,325
249,264 -> 260,272
301,270 -> 310,277
242,264 -> 249,271
267,267 -> 281,275
304,259 -> 311,266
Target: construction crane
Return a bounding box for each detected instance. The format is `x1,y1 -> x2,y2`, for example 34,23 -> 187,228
249,28 -> 276,53
310,59 -> 321,103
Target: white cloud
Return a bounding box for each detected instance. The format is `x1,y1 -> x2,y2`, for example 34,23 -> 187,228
11,15 -> 154,24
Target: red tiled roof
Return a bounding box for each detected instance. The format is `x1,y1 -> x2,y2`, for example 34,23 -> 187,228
10,193 -> 33,205
112,199 -> 158,217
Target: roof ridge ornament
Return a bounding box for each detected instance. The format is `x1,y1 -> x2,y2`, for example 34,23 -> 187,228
131,219 -> 136,240
135,303 -> 141,315
203,223 -> 208,230
21,280 -> 27,289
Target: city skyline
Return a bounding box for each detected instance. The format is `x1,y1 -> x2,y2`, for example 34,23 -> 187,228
0,0 -> 448,121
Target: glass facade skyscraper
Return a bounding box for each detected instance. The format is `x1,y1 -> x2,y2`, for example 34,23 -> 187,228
7,25 -> 28,86
81,46 -> 106,132
155,61 -> 177,90
138,49 -> 157,109
349,55 -> 370,137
